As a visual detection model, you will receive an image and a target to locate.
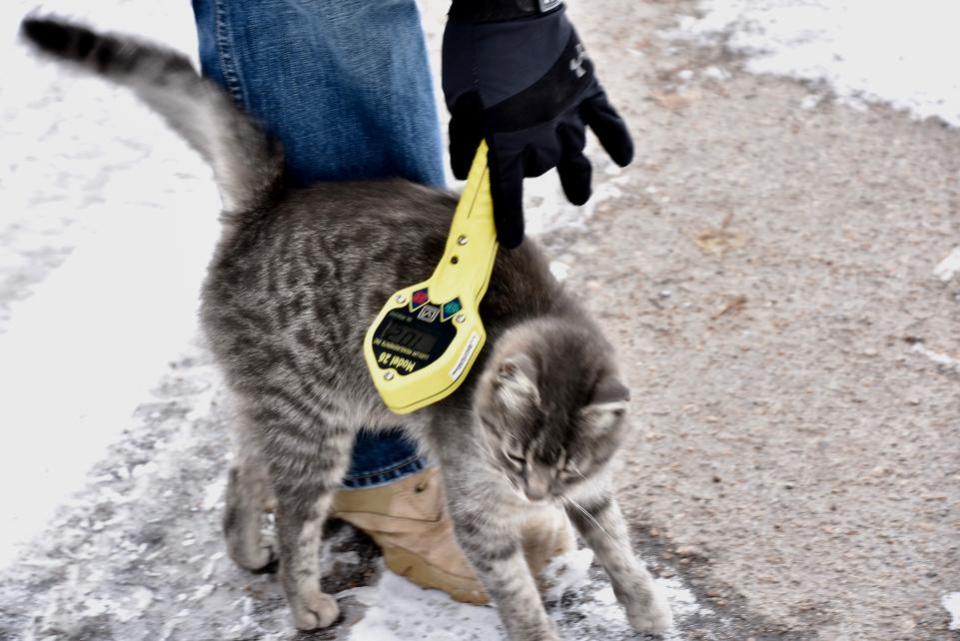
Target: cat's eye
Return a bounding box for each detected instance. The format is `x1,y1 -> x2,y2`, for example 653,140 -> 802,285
559,466 -> 583,482
504,450 -> 526,467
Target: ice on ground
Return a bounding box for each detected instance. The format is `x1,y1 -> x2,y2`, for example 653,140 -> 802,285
345,567 -> 505,641
342,549 -> 705,641
0,0 -> 216,568
703,66 -> 731,82
944,592 -> 960,631
673,0 -> 960,126
549,260 -> 571,281
933,247 -> 960,283
911,343 -> 960,376
542,547 -> 595,601
514,154 -> 629,237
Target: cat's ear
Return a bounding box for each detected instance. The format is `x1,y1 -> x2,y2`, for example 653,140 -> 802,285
580,375 -> 630,433
494,354 -> 540,411
591,375 -> 630,405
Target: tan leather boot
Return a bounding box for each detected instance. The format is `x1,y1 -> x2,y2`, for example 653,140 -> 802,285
331,467 -> 575,605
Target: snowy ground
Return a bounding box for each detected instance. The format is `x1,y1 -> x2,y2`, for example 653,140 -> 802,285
672,0 -> 960,125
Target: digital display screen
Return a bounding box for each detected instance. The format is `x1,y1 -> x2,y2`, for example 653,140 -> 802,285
379,319 -> 439,354
372,305 -> 458,376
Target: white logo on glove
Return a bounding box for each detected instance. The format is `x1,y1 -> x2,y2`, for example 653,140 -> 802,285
570,44 -> 588,78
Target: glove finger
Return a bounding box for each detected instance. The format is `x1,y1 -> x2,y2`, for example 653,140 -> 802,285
521,136 -> 564,178
581,91 -> 634,167
449,92 -> 484,180
487,144 -> 525,249
556,124 -> 592,206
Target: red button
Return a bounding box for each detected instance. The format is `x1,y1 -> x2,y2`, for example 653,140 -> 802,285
412,289 -> 429,306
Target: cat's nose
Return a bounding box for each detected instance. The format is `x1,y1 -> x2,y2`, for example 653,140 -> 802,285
524,488 -> 548,502
524,477 -> 550,502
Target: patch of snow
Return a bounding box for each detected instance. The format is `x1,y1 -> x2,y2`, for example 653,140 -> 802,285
115,586 -> 155,623
202,475 -> 226,510
345,566 -> 505,641
673,0 -> 960,126
944,592 -> 960,631
0,0 -> 220,568
542,547 -> 595,600
522,160 -> 627,237
911,343 -> 960,375
703,66 -> 731,81
340,556 -> 705,641
549,260 -> 571,281
658,576 -> 709,621
800,94 -> 822,110
933,246 -> 960,282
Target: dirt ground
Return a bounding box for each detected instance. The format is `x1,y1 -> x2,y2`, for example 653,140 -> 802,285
531,1 -> 959,639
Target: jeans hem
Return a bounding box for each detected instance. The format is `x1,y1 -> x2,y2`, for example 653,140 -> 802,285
341,456 -> 429,489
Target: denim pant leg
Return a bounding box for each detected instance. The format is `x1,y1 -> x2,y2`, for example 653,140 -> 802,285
192,0 -> 442,487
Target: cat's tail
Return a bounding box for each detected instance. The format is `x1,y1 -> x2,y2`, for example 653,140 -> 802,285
21,17 -> 284,219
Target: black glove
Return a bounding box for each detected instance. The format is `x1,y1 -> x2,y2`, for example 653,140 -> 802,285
442,1 -> 633,248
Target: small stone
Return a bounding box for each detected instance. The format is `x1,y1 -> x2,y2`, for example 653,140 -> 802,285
649,528 -> 660,538
898,617 -> 916,632
675,545 -> 706,559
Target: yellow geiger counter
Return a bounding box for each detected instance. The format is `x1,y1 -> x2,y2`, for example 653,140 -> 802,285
363,143 -> 498,414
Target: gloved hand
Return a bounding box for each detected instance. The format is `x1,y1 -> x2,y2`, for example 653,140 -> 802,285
442,1 -> 633,248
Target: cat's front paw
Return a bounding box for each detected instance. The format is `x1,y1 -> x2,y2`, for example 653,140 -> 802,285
624,584 -> 673,635
290,586 -> 340,630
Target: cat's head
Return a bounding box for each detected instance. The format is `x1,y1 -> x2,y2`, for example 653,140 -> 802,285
473,317 -> 630,503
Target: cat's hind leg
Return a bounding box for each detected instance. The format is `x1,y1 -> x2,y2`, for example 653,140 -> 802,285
565,493 -> 673,634
248,396 -> 355,630
223,422 -> 277,571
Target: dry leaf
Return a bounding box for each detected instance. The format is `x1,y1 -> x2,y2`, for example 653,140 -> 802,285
650,90 -> 701,111
712,295 -> 748,319
693,228 -> 748,255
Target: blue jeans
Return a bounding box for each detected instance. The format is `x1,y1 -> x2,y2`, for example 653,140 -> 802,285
192,0 -> 442,487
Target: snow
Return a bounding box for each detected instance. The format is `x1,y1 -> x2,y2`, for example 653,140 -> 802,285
911,343 -> 960,376
345,568 -> 504,641
944,592 -> 960,631
542,547 -> 596,601
0,0 -> 217,568
674,0 -> 960,126
343,551 -> 705,641
933,246 -> 960,283
549,260 -> 571,282
507,154 -> 628,237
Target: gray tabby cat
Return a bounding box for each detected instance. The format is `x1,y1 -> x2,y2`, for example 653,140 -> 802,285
22,18 -> 673,640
